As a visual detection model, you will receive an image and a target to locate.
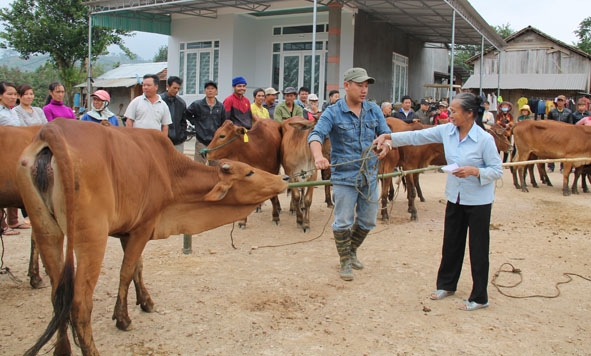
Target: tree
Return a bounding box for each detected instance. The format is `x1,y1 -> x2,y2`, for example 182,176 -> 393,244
575,17 -> 591,54
153,45 -> 168,62
0,0 -> 134,106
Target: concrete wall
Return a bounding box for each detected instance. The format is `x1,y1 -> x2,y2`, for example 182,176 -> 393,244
168,11 -> 352,105
353,10 -> 449,104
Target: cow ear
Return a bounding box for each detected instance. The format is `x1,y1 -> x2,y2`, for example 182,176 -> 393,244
204,182 -> 231,201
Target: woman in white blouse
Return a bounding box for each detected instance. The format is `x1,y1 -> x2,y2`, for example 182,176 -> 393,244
14,84 -> 48,126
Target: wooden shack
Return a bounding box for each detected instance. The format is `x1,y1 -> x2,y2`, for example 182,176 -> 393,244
463,26 -> 591,116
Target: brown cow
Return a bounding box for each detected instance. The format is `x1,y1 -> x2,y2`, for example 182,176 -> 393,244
205,119 -> 283,228
280,117 -> 318,232
0,125 -> 43,288
19,119 -> 287,356
384,118 -> 445,221
512,120 -> 591,195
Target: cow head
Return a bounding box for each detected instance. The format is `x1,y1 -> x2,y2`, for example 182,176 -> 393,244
206,121 -> 246,160
286,116 -> 316,131
204,160 -> 287,203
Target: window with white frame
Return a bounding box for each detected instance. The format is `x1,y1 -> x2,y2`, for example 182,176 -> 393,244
179,40 -> 219,95
392,53 -> 408,104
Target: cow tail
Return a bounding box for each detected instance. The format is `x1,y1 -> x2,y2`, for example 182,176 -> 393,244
24,125 -> 77,356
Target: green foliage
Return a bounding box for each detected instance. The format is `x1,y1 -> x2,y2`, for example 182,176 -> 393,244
0,62 -> 60,107
494,23 -> 515,40
152,45 -> 168,62
575,17 -> 591,54
0,0 -> 133,105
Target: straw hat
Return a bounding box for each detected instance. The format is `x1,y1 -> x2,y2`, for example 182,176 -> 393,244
519,104 -> 532,116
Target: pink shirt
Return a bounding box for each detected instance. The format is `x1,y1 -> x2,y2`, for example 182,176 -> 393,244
575,116 -> 591,126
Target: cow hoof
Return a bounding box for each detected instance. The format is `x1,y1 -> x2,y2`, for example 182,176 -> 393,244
115,318 -> 133,331
272,220 -> 280,226
302,226 -> 310,233
419,198 -> 426,203
521,188 -> 529,193
29,275 -> 44,289
410,215 -> 418,221
563,191 -> 570,196
238,223 -> 247,230
326,202 -> 334,208
584,189 -> 590,193
289,210 -> 295,216
140,299 -> 154,313
532,184 -> 539,188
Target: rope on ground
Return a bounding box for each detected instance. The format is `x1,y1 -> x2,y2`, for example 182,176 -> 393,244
491,262 -> 591,299
252,205 -> 335,250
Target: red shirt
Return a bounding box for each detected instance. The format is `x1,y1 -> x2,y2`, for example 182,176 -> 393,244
223,93 -> 252,129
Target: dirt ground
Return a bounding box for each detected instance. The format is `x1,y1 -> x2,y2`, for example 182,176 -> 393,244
1,168 -> 590,356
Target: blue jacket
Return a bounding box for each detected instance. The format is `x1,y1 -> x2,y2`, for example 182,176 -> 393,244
308,98 -> 391,187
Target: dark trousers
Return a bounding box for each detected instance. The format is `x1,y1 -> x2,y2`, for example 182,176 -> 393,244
436,202 -> 492,304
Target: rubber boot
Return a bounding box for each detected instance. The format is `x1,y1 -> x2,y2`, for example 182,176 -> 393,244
333,229 -> 353,281
350,224 -> 369,270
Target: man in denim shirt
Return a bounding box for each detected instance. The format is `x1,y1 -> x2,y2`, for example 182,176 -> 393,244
308,67 -> 391,281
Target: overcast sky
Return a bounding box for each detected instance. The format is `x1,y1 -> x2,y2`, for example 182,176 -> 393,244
468,0 -> 586,45
0,0 -> 588,60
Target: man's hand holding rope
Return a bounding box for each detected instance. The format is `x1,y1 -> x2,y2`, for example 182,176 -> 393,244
373,133 -> 393,160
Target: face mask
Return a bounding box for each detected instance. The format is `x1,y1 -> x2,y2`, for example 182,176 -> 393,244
501,107 -> 509,113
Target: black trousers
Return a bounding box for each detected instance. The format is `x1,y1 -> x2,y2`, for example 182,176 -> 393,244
436,201 -> 492,304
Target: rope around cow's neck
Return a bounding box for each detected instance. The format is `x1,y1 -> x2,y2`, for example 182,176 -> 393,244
198,135 -> 240,155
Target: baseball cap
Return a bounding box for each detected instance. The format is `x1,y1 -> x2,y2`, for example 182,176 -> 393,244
556,95 -> 566,101
204,80 -> 218,89
264,87 -> 280,95
283,86 -> 297,95
420,99 -> 429,105
343,67 -> 375,84
308,94 -> 319,101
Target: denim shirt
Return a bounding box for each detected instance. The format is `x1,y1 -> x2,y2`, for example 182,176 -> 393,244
308,97 -> 391,187
390,123 -> 503,205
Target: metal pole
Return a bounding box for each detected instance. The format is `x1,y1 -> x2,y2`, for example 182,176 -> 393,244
183,234 -> 192,254
449,10 -> 456,104
479,35 -> 484,96
497,51 -> 502,99
311,0 -> 317,95
87,13 -> 93,111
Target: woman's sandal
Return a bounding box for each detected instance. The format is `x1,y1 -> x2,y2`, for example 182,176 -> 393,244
459,300 -> 489,311
2,228 -> 20,236
429,290 -> 455,300
9,222 -> 31,229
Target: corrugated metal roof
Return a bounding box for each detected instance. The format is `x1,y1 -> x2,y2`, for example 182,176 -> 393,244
463,73 -> 590,91
75,62 -> 167,88
97,62 -> 167,79
84,0 -> 505,49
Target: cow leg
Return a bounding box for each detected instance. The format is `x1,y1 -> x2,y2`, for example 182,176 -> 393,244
406,175 -> 418,221
301,185 -> 314,233
517,165 -> 529,192
414,173 -> 426,202
321,168 -> 333,207
270,196 -> 281,225
71,234 -> 108,356
380,177 -> 391,221
562,162 -> 573,196
583,170 -> 590,193
571,165 -> 581,195
511,166 -> 521,189
113,233 -> 150,331
292,188 -> 303,226
255,204 -> 262,213
237,217 -> 247,229
119,237 -> 154,313
538,163 -> 552,186
528,165 -> 539,188
289,188 -> 297,216
27,231 -> 44,289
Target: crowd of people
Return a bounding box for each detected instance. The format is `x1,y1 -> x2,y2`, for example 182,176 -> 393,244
3,70 -> 591,312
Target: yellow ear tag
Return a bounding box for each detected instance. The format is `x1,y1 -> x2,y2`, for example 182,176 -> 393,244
243,129 -> 249,143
